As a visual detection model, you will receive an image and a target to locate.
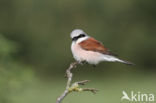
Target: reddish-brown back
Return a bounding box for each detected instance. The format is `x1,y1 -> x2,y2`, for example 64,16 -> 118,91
79,37 -> 116,56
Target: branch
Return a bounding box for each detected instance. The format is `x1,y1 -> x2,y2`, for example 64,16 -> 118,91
56,61 -> 98,103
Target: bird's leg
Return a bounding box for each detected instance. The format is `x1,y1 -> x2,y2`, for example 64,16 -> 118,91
80,61 -> 87,65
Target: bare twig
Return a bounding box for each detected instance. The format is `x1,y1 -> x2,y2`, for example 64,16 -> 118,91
82,88 -> 99,94
77,80 -> 90,85
56,61 -> 98,103
56,61 -> 79,103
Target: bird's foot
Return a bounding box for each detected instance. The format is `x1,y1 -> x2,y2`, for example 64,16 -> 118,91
79,61 -> 87,65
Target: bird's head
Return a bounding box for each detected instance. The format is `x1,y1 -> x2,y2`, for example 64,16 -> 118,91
70,29 -> 88,41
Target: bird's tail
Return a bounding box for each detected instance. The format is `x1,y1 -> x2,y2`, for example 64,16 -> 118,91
101,55 -> 134,65
118,58 -> 135,65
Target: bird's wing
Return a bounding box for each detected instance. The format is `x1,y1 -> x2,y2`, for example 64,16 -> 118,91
79,37 -> 117,56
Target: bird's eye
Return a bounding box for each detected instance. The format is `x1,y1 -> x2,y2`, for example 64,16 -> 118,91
79,34 -> 85,37
72,34 -> 86,41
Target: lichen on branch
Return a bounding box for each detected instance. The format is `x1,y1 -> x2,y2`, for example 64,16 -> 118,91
56,61 -> 98,103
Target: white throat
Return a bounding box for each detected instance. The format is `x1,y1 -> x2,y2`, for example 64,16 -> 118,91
76,36 -> 89,44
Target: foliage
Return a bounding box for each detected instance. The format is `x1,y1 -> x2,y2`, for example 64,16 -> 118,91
0,34 -> 34,103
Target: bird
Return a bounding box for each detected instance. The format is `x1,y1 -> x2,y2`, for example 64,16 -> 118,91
70,29 -> 134,65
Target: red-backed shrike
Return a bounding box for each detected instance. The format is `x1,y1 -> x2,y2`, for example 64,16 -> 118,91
70,29 -> 133,65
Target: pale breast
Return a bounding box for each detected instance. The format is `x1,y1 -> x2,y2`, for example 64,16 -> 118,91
71,42 -> 104,64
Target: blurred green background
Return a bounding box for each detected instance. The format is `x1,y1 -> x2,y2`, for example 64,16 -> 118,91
0,0 -> 156,103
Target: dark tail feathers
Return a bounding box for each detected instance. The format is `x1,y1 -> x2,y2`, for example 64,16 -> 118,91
120,59 -> 135,65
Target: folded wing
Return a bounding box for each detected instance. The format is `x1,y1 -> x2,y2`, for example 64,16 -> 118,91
79,38 -> 117,56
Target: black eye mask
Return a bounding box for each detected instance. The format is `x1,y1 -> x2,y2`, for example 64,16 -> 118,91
72,34 -> 86,41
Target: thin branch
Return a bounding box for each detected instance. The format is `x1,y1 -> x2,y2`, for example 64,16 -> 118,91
82,88 -> 99,94
56,61 -> 78,103
56,61 -> 98,103
56,61 -> 79,103
77,80 -> 90,85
